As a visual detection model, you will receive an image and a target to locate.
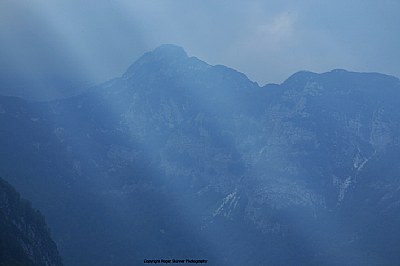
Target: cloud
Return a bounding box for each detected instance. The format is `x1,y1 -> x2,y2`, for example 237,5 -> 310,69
1,0 -> 400,97
260,12 -> 295,44
242,12 -> 297,53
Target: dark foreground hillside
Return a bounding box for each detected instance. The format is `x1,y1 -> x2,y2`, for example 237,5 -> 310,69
0,177 -> 62,266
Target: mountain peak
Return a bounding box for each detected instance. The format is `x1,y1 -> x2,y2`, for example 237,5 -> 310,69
123,44 -> 189,78
151,44 -> 188,58
330,68 -> 349,73
281,70 -> 317,87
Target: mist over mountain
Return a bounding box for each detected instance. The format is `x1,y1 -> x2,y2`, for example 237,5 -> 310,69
1,45 -> 400,265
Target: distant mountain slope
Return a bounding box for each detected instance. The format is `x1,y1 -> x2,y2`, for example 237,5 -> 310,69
0,177 -> 63,266
1,45 -> 400,265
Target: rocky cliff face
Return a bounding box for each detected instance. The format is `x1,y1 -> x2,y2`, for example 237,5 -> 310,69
1,45 -> 400,265
0,177 -> 63,266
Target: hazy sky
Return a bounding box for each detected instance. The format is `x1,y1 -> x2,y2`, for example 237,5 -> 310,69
1,0 -> 400,97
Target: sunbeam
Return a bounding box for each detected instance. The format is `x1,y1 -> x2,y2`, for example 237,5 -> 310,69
1,1 -> 400,266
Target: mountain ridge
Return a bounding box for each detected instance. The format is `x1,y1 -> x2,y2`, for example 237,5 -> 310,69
1,45 -> 400,265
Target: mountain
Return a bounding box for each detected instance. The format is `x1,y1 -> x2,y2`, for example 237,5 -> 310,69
1,44 -> 400,265
0,177 -> 63,266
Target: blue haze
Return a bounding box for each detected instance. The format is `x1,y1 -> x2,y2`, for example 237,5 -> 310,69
1,0 -> 400,99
